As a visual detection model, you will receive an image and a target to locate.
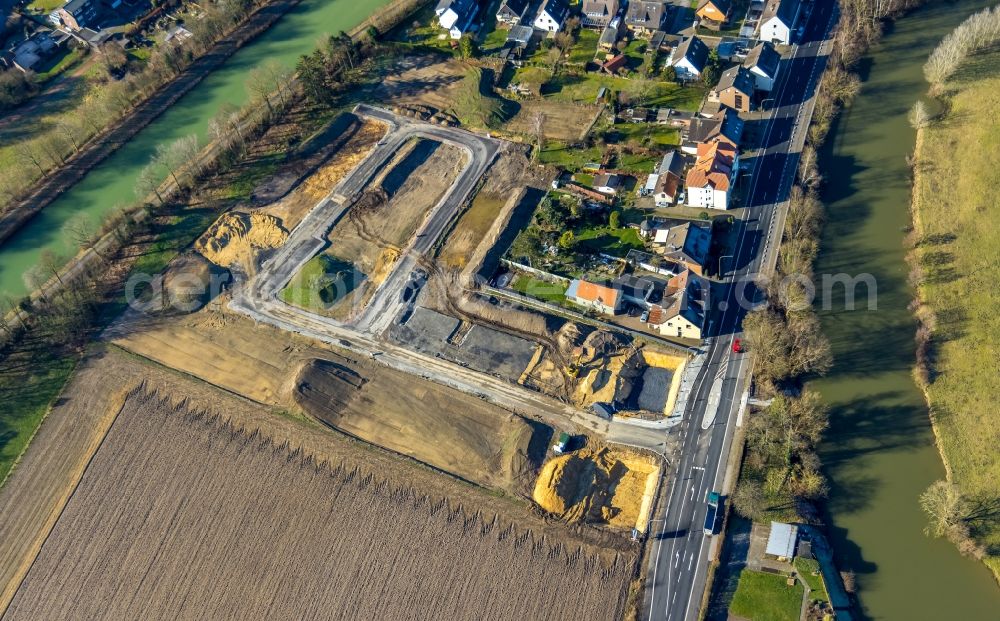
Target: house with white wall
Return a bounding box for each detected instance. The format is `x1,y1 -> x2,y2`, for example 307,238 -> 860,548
758,0 -> 801,45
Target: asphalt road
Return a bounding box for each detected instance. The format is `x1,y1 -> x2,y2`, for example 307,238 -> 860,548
643,2 -> 839,620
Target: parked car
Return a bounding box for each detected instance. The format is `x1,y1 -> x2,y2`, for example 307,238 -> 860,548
732,338 -> 744,353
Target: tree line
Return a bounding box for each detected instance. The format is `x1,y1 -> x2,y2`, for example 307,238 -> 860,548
0,0 -> 278,218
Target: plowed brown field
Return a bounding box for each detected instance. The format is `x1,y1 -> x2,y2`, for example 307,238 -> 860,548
3,392 -> 632,620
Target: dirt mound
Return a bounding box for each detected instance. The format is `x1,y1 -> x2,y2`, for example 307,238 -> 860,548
533,447 -> 659,531
195,212 -> 287,269
159,253 -> 227,311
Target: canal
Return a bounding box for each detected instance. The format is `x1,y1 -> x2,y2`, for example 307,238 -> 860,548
0,0 -> 391,299
814,0 -> 999,618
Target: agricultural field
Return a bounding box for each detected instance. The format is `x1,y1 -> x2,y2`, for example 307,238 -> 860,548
2,390 -> 634,620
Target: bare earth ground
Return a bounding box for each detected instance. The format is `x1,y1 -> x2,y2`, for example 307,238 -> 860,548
3,385 -> 633,620
294,358 -> 549,496
507,100 -> 602,142
367,55 -> 468,111
438,142 -> 547,271
258,118 -> 387,230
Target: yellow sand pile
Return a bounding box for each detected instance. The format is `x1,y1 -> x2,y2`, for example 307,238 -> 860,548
574,354 -> 627,406
532,447 -> 660,531
302,121 -> 385,200
196,212 -> 287,269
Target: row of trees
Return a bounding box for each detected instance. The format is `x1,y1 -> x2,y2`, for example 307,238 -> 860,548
923,5 -> 1000,89
0,0 -> 275,217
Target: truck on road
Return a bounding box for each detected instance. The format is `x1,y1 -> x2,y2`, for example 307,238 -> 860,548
704,491 -> 723,536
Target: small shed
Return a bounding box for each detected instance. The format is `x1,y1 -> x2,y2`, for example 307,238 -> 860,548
765,521 -> 798,560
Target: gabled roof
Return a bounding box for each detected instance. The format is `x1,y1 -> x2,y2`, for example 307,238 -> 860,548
658,150 -> 684,177
625,0 -> 667,29
497,0 -> 529,17
696,0 -> 732,18
599,23 -> 620,46
761,0 -> 800,27
687,107 -> 744,146
539,0 -> 570,22
594,172 -> 621,188
686,141 -> 736,191
654,269 -> 708,328
672,36 -> 709,73
743,41 -> 780,77
569,279 -> 622,307
600,54 -> 628,74
508,24 -> 535,44
716,65 -> 755,95
582,0 -> 618,18
613,274 -> 665,303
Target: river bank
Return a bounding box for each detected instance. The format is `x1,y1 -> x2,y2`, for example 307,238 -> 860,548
813,0 -> 1000,617
908,46 -> 1000,580
0,0 -> 397,300
0,0 -> 304,247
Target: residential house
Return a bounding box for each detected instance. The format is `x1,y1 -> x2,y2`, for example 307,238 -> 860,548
582,0 -> 619,29
566,279 -> 622,315
683,107 -> 744,154
651,221 -> 711,274
435,0 -> 478,39
653,150 -> 684,206
533,0 -> 570,33
695,0 -> 731,29
765,522 -> 799,561
594,173 -> 622,194
758,0 -> 801,45
496,0 -> 529,26
598,17 -> 623,51
624,0 -> 668,35
6,31 -> 60,73
686,140 -> 738,209
613,274 -> 665,309
710,65 -> 755,112
743,40 -> 781,91
648,270 -> 709,339
669,36 -> 709,81
50,0 -> 101,31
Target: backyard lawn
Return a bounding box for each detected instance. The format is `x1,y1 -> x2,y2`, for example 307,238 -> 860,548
575,225 -> 644,256
538,142 -> 602,169
567,29 -> 600,65
510,274 -> 567,303
729,570 -> 804,621
545,73 -> 706,110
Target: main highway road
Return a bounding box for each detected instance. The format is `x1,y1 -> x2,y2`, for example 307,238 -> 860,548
643,2 -> 839,620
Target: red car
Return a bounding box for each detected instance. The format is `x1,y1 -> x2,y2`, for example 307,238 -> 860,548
732,338 -> 744,353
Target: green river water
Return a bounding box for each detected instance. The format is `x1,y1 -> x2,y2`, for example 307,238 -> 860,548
814,0 -> 999,618
0,0 -> 391,298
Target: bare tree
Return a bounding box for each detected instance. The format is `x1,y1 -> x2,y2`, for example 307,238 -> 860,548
531,111 -> 546,160
63,213 -> 96,249
908,100 -> 932,129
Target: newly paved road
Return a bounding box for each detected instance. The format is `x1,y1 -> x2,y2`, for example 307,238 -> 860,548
643,2 -> 839,620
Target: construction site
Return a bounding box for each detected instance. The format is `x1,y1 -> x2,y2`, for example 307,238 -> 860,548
0,102 -> 692,619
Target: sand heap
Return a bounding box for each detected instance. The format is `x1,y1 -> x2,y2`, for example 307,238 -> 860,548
302,120 -> 385,200
532,447 -> 659,531
196,212 -> 287,269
